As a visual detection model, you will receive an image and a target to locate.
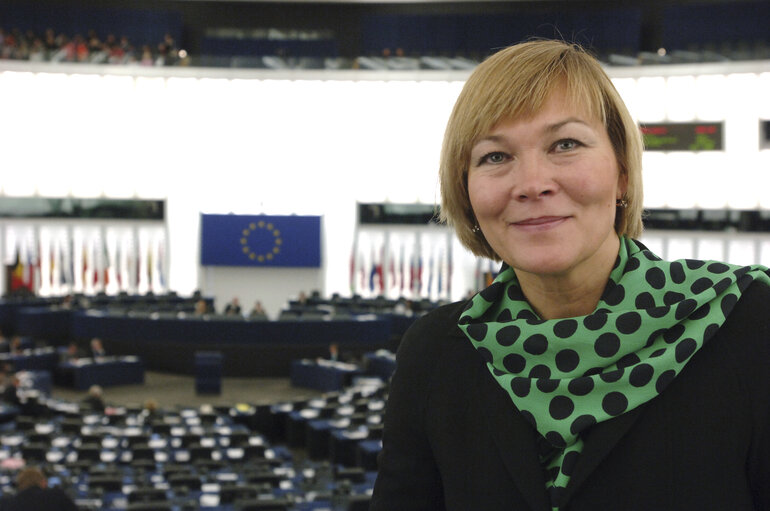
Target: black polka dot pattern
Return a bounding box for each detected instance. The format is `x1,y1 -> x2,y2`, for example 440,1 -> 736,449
496,325 -> 520,346
567,377 -> 594,396
616,312 -> 642,334
478,281 -> 503,302
455,236 -> 770,501
523,334 -> 548,355
549,396 -> 574,420
645,267 -> 666,289
553,320 -> 578,338
503,353 -> 526,374
555,349 -> 579,373
583,313 -> 607,331
629,363 -> 654,387
594,333 -> 620,357
466,323 -> 487,342
537,378 -> 560,393
570,414 -> 596,435
602,392 -> 628,416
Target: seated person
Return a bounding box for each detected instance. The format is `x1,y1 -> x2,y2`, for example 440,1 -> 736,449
80,385 -> 105,413
248,300 -> 267,319
9,337 -> 23,355
224,297 -> 242,316
193,299 -> 209,316
0,466 -> 77,511
0,329 -> 9,353
59,342 -> 84,363
1,374 -> 21,407
328,342 -> 339,362
89,338 -> 106,359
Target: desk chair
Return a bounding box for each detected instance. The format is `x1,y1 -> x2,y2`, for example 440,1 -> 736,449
20,443 -> 47,462
235,498 -> 291,511
131,443 -> 155,462
89,475 -> 123,493
127,487 -> 168,504
126,504 -> 172,511
218,483 -> 261,504
76,443 -> 102,462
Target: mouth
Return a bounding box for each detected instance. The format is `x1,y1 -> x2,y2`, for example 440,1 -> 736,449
511,216 -> 569,230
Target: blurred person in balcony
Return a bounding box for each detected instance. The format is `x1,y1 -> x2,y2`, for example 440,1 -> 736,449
140,45 -> 153,66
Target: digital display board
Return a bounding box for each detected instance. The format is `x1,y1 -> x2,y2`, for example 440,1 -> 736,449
641,122 -> 723,151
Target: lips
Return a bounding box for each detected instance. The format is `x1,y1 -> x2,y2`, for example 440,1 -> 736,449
513,216 -> 568,226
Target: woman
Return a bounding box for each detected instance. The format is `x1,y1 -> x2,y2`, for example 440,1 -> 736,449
370,40 -> 770,511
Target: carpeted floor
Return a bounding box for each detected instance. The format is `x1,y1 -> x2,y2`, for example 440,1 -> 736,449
49,371 -> 324,410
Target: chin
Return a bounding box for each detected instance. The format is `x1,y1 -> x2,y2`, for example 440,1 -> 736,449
506,254 -> 575,277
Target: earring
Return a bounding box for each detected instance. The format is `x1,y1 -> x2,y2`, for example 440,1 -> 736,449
472,224 -> 481,233
616,198 -> 628,208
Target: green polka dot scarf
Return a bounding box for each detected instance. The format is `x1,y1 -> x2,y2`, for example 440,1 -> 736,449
458,236 -> 770,510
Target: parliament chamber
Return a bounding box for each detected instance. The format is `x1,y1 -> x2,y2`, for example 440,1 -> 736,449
1,0 -> 770,508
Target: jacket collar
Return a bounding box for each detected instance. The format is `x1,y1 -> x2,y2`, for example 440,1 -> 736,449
560,402 -> 648,505
476,360 -> 552,511
448,315 -> 550,511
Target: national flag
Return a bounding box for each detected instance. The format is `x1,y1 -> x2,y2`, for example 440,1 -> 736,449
349,249 -> 355,294
49,244 -> 56,289
369,259 -> 377,292
157,236 -> 166,290
147,242 -> 153,290
10,254 -> 25,292
375,245 -> 384,293
426,251 -> 434,298
201,214 -> 321,268
358,250 -> 366,293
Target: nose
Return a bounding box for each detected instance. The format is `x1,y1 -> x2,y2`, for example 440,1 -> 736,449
512,154 -> 557,201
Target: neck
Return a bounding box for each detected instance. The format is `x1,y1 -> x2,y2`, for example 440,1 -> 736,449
514,236 -> 620,320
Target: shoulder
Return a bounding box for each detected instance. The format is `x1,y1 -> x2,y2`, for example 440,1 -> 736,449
718,279 -> 770,366
720,279 -> 770,345
397,300 -> 469,360
389,300 -> 472,393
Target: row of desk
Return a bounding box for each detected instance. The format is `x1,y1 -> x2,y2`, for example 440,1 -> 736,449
0,349 -> 145,390
2,306 -> 414,377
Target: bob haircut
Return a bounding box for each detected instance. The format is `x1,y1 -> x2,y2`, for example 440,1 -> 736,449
439,39 -> 644,261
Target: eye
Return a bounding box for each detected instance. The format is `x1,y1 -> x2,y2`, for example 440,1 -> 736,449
553,139 -> 582,152
477,151 -> 509,165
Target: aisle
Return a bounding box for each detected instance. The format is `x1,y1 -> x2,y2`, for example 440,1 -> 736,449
50,371 -> 323,409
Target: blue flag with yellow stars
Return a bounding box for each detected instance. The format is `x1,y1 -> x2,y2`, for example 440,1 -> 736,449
200,214 -> 321,267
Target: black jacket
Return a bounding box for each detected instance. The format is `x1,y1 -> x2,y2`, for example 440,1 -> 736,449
0,486 -> 77,511
371,282 -> 770,510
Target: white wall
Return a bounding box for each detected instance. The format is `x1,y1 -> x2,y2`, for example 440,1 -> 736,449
2,60 -> 770,313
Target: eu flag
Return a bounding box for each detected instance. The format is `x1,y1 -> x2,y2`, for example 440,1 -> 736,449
201,214 -> 321,267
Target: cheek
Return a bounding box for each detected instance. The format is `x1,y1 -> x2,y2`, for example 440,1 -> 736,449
467,176 -> 501,217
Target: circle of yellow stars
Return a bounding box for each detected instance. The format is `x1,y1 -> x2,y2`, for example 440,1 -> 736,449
241,221 -> 282,263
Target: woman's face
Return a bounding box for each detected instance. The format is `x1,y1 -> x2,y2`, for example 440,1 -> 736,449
467,86 -> 625,282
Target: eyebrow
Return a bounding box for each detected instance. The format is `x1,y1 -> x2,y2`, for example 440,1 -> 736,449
545,117 -> 592,133
473,117 -> 593,146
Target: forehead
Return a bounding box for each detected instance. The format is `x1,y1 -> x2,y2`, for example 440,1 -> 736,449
483,86 -> 602,136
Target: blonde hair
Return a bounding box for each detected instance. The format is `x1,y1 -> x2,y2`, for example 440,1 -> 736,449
439,39 -> 644,260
